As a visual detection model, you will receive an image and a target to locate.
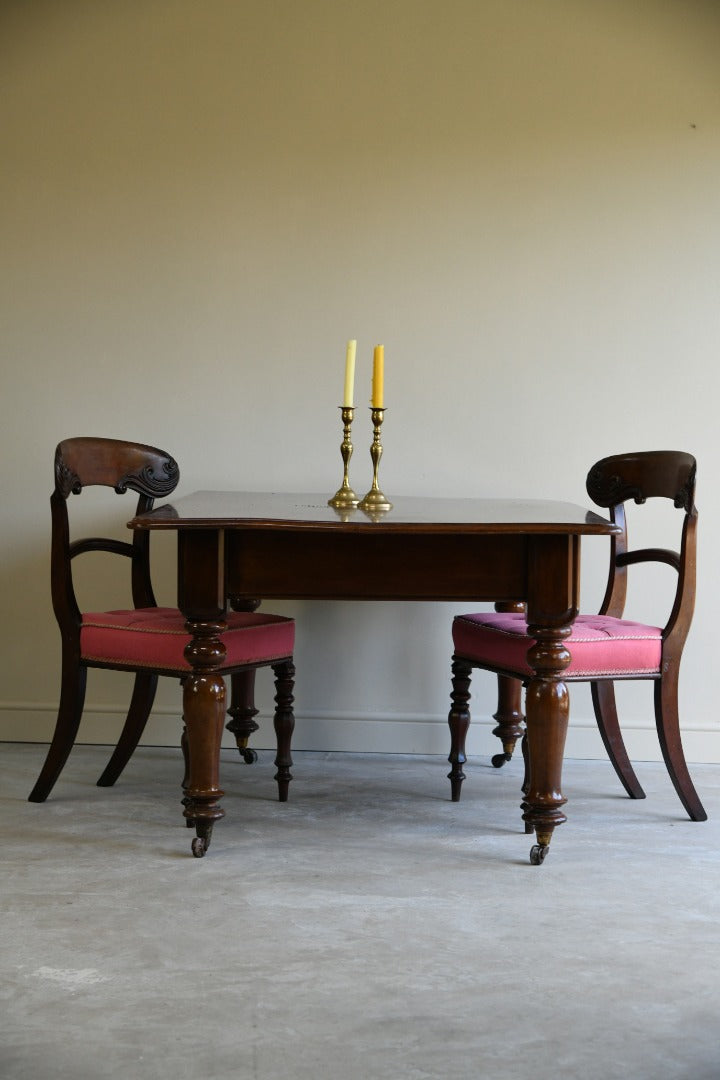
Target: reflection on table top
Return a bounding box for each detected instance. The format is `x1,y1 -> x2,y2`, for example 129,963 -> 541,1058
131,491 -> 620,534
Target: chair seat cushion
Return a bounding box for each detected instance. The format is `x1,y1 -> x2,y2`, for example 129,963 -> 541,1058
81,608 -> 294,673
452,611 -> 661,678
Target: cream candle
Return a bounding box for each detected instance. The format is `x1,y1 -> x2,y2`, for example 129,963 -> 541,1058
372,344 -> 384,408
343,339 -> 357,407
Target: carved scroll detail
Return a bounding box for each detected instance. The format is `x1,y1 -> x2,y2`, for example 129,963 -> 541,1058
55,458 -> 83,498
586,465 -> 645,508
673,462 -> 696,513
115,457 -> 180,497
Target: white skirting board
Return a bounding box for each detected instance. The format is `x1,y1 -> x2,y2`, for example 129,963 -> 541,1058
2,704 -> 718,764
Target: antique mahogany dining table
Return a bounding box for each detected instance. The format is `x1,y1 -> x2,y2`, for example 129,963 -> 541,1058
130,491 -> 620,861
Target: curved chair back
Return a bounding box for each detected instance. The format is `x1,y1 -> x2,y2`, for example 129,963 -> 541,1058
585,450 -> 697,660
51,437 -> 180,637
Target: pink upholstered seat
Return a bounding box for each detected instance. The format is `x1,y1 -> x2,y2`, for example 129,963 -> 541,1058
81,608 -> 295,673
452,611 -> 661,679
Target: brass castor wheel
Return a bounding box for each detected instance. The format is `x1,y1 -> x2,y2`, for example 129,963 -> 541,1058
491,752 -> 512,769
529,844 -> 548,865
191,836 -> 207,858
241,748 -> 258,764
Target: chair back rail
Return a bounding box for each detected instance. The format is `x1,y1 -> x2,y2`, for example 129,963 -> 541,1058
586,449 -> 696,510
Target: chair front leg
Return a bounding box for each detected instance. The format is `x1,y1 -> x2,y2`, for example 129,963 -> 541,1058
490,601 -> 526,768
520,732 -> 532,833
226,670 -> 260,763
447,656 -> 473,802
180,720 -> 195,827
492,674 -> 525,768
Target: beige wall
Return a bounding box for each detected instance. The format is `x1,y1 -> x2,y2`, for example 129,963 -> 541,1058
2,0 -> 719,762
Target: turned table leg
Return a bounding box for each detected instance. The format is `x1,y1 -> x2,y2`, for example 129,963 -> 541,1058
521,535 -> 578,864
177,529 -> 229,858
182,619 -> 228,857
521,624 -> 571,863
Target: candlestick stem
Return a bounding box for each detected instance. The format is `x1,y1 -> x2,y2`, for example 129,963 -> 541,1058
328,406 -> 360,509
358,408 -> 392,512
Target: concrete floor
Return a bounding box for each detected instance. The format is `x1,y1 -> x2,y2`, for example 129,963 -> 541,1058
2,742 -> 719,1080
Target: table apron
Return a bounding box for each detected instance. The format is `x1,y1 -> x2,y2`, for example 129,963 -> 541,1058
224,529 -> 535,602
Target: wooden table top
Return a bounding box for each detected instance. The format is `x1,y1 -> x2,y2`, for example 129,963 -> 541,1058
131,491 -> 620,535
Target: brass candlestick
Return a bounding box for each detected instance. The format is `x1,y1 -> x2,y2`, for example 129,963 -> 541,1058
328,406 -> 360,509
358,407 -> 393,512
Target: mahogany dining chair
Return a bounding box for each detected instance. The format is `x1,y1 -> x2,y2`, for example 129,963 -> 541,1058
29,438 -> 295,852
447,451 -> 705,843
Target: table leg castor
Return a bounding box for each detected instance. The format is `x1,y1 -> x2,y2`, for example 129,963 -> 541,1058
529,843 -> 548,865
191,822 -> 214,858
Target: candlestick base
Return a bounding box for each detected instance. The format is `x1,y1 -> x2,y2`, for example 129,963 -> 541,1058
328,486 -> 360,510
358,489 -> 392,513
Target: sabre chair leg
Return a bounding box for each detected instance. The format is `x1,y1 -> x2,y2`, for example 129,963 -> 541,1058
29,658 -> 87,802
654,669 -> 706,822
97,671 -> 158,787
272,660 -> 295,802
591,680 -> 645,800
